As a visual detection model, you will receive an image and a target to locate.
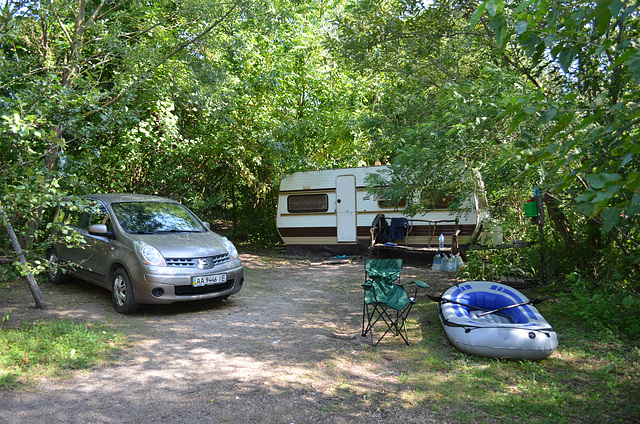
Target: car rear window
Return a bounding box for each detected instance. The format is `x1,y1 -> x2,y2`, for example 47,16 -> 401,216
111,202 -> 205,234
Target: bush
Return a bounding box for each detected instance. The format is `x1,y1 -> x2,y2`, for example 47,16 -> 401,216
460,247 -> 539,282
550,272 -> 640,340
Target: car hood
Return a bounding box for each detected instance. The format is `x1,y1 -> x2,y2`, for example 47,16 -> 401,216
130,232 -> 229,258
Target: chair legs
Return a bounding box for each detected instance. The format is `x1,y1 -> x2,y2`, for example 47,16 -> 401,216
362,301 -> 414,346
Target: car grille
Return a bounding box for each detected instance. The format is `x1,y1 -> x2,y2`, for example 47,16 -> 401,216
166,253 -> 230,268
174,280 -> 235,296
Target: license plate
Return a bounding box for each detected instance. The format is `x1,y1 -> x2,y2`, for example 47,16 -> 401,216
192,274 -> 227,287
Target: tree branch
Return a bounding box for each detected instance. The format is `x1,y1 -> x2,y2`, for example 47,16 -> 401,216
85,0 -> 239,117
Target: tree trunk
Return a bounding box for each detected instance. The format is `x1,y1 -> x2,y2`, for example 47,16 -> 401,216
231,184 -> 237,235
0,202 -> 47,309
535,195 -> 546,284
543,192 -> 576,249
468,168 -> 491,244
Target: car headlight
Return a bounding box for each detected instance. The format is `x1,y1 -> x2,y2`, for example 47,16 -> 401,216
134,241 -> 166,266
222,237 -> 238,260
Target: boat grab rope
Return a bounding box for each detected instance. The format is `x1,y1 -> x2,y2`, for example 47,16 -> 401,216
441,318 -> 555,338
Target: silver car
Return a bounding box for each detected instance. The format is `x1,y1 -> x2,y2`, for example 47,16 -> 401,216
47,194 -> 244,314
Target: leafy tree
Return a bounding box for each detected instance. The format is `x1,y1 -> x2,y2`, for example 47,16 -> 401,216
329,0 -> 531,221
77,0 -> 371,239
330,0 -> 639,286
472,0 -> 640,258
1,0 -> 371,265
0,0 -> 241,281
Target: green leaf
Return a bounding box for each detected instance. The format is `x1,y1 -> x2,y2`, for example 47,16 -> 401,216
541,108 -> 557,123
595,39 -> 613,55
611,48 -> 637,68
622,141 -> 640,154
544,33 -> 557,48
575,189 -> 594,202
625,172 -> 640,192
493,20 -> 508,48
515,21 -> 528,34
558,47 -> 577,73
626,50 -> 640,84
626,204 -> 640,216
600,207 -> 621,231
508,112 -> 528,131
591,184 -> 621,203
521,32 -> 543,57
585,173 -> 621,189
609,0 -> 624,17
469,2 -> 487,29
595,0 -> 614,35
618,153 -> 633,168
485,0 -> 503,17
514,0 -> 536,14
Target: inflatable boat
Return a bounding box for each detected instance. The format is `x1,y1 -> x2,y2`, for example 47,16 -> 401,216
431,281 -> 558,359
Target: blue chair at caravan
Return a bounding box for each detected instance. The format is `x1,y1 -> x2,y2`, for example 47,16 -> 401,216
361,258 -> 429,346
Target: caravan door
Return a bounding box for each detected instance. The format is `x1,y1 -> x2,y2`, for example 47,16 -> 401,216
336,175 -> 357,242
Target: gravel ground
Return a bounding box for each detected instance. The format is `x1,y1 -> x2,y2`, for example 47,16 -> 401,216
0,253 -> 460,424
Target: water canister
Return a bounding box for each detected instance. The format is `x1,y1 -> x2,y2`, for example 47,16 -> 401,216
441,254 -> 449,271
448,254 -> 457,272
432,252 -> 442,270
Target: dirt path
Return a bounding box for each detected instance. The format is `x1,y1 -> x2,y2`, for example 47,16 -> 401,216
0,253 -> 459,424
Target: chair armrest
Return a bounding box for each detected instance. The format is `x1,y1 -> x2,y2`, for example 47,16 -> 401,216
400,280 -> 429,288
413,280 -> 429,288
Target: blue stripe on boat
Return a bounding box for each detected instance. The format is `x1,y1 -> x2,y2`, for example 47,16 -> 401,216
450,290 -> 534,324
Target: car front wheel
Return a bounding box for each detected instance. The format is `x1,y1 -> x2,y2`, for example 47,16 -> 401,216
111,268 -> 139,314
47,249 -> 69,285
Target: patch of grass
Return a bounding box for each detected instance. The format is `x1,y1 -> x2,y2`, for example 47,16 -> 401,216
361,300 -> 640,423
0,319 -> 126,389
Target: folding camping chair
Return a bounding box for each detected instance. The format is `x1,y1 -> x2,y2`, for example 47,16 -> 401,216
361,258 -> 429,346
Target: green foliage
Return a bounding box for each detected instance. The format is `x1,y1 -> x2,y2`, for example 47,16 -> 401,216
331,0 -> 526,212
333,0 -> 639,291
551,271 -> 640,337
1,0 -> 370,254
0,319 -> 125,389
461,212 -> 640,338
473,0 -> 640,243
460,247 -> 539,282
0,264 -> 20,288
0,0 -> 173,265
2,0 -> 638,299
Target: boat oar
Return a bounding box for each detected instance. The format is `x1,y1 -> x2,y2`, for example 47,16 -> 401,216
426,294 -> 512,319
475,299 -> 543,318
426,294 -> 498,313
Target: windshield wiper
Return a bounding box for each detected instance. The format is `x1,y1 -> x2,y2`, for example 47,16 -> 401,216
154,229 -> 201,233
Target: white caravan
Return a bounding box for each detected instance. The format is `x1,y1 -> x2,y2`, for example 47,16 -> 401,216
276,166 -> 485,257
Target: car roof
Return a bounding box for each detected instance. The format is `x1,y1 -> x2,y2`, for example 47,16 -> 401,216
87,194 -> 178,204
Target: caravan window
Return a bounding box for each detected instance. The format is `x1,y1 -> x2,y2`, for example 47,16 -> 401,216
377,198 -> 407,209
287,194 -> 329,213
421,190 -> 453,209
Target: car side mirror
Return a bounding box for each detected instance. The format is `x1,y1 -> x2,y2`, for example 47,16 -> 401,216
89,224 -> 115,239
203,222 -> 211,230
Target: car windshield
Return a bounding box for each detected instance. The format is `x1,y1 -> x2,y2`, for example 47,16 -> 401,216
111,201 -> 205,234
